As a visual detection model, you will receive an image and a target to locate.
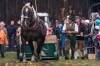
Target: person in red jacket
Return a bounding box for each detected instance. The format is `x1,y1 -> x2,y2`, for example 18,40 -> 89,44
0,26 -> 8,58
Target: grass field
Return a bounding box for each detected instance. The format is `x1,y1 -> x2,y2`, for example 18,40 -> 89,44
0,52 -> 100,66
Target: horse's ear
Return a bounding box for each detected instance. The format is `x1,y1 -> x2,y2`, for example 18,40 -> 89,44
30,2 -> 33,6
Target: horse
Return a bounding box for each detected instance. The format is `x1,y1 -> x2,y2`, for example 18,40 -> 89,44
21,2 -> 47,62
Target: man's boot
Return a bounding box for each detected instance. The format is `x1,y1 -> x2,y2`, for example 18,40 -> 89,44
71,51 -> 74,60
65,50 -> 69,60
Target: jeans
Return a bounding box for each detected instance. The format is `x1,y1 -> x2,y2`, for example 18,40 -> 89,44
96,50 -> 100,61
58,40 -> 65,56
4,44 -> 6,52
0,44 -> 4,58
84,37 -> 92,54
8,36 -> 15,51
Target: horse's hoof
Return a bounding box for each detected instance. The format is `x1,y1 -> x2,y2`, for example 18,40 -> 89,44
22,60 -> 27,63
31,55 -> 35,62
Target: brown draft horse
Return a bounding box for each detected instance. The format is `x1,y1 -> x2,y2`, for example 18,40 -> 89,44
21,2 -> 47,62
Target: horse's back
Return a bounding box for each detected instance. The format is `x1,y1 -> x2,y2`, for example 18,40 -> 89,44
37,19 -> 47,36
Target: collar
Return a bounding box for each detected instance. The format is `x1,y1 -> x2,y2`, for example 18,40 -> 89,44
69,22 -> 73,25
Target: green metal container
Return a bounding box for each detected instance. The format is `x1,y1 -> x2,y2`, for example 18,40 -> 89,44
19,43 -> 59,61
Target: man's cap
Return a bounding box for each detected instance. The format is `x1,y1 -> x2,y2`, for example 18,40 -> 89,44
75,16 -> 80,20
68,16 -> 74,21
84,20 -> 89,23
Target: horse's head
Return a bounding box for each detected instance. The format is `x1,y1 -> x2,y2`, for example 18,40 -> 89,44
21,2 -> 37,27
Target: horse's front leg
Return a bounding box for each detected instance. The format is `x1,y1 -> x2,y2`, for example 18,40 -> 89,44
28,41 -> 35,62
37,39 -> 44,61
21,37 -> 27,63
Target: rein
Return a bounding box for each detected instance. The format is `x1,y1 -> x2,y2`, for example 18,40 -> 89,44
21,18 -> 40,30
21,3 -> 40,30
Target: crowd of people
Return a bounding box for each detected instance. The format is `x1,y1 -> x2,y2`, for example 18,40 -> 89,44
53,15 -> 100,61
0,13 -> 100,62
0,20 -> 21,58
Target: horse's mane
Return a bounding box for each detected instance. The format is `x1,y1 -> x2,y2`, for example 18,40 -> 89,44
21,3 -> 37,18
21,3 -> 37,25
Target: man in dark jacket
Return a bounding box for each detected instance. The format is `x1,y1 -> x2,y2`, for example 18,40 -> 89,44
16,20 -> 21,29
75,16 -> 86,59
7,21 -> 16,52
84,20 -> 92,55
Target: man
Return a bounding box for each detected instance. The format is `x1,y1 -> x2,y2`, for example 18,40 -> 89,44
59,19 -> 68,58
16,20 -> 21,29
81,17 -> 86,24
74,16 -> 86,59
7,21 -> 16,52
84,20 -> 92,55
0,25 -> 8,58
15,20 -> 21,58
55,21 -> 62,57
62,16 -> 78,60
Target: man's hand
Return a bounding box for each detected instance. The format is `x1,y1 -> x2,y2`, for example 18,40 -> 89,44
67,31 -> 71,34
62,31 -> 66,33
80,32 -> 83,36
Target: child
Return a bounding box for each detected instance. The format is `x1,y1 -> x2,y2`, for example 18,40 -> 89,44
0,26 -> 8,58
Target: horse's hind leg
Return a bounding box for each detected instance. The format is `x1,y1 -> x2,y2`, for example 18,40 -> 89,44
28,41 -> 35,62
21,37 -> 27,63
37,39 -> 44,61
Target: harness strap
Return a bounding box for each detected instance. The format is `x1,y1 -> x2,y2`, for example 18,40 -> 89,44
22,18 -> 40,30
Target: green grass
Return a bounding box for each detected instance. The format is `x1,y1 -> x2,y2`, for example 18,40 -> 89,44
0,52 -> 100,66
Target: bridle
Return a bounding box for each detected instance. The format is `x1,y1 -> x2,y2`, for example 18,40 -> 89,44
21,15 -> 37,30
21,4 -> 38,30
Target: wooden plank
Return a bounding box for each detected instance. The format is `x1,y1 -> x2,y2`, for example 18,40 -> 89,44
19,35 -> 57,44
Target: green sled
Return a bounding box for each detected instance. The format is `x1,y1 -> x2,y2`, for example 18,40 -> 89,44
19,43 -> 59,62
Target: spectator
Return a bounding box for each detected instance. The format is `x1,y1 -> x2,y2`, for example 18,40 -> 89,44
59,19 -> 67,58
0,21 -> 7,35
93,19 -> 100,61
55,20 -> 61,39
0,21 -> 7,52
62,16 -> 78,60
74,16 -> 86,60
91,15 -> 98,34
0,25 -> 8,58
16,20 -> 21,29
84,20 -> 92,54
81,17 -> 86,24
96,29 -> 100,61
58,22 -> 62,58
7,21 -> 16,52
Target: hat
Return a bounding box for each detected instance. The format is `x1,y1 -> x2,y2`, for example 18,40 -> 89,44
0,21 -> 5,25
75,16 -> 80,20
95,25 -> 100,30
84,20 -> 89,23
68,16 -> 74,21
95,19 -> 100,25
